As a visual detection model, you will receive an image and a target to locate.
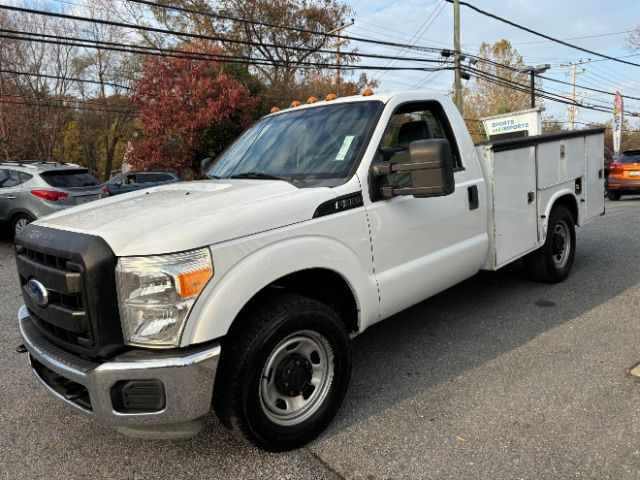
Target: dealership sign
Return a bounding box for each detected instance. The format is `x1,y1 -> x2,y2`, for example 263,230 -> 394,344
481,108 -> 542,140
613,91 -> 623,156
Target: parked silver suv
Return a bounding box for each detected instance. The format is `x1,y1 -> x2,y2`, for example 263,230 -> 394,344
0,161 -> 103,238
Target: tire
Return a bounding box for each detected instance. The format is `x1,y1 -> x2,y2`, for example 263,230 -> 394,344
12,214 -> 34,239
213,293 -> 352,451
524,205 -> 576,283
608,190 -> 621,201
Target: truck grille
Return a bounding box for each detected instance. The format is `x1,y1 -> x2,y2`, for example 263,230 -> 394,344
16,225 -> 124,359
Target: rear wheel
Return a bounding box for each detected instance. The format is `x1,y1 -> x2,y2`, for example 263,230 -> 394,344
608,190 -> 621,201
213,293 -> 351,451
12,214 -> 34,239
524,205 -> 576,283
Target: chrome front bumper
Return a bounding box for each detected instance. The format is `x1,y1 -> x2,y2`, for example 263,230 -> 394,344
18,305 -> 221,439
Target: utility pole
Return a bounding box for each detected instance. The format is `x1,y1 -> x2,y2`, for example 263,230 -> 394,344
453,0 -> 463,114
326,20 -> 354,93
518,64 -> 550,108
560,59 -> 589,130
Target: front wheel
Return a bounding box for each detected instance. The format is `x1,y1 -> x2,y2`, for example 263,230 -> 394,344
213,293 -> 352,451
524,205 -> 576,283
12,214 -> 34,239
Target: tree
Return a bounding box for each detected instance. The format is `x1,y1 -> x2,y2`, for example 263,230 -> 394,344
0,7 -> 78,159
460,39 -> 534,142
129,41 -> 259,175
126,0 -> 356,98
71,0 -> 138,179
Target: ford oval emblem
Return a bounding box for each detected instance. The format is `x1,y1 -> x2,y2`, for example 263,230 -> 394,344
25,279 -> 49,308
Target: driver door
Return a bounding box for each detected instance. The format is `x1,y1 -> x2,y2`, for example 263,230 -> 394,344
365,101 -> 488,319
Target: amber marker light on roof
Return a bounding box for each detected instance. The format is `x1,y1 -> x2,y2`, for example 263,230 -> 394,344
307,96 -> 318,104
290,100 -> 302,108
362,88 -> 374,96
326,93 -> 337,101
270,106 -> 280,113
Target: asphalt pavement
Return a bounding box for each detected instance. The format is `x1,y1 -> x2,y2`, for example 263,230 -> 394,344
1,198 -> 639,480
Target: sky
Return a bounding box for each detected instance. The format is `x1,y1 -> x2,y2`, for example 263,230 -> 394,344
343,0 -> 640,126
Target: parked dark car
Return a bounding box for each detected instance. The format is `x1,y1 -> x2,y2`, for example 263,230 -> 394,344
101,170 -> 181,197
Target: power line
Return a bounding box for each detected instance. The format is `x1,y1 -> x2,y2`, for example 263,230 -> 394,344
0,29 -> 451,73
462,65 -> 640,116
0,68 -> 131,90
539,73 -> 640,101
372,0 -> 446,82
1,92 -> 136,110
453,47 -> 640,102
126,0 -> 446,55
511,29 -> 633,45
0,10 -> 448,68
0,2 -> 447,62
447,0 -> 640,68
0,97 -> 136,114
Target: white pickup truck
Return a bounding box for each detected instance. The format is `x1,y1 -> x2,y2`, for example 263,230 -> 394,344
15,91 -> 604,451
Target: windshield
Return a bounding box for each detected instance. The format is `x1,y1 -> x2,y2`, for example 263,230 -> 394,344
206,101 -> 383,187
618,153 -> 640,164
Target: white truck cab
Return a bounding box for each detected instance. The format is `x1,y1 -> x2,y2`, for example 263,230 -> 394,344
15,91 -> 604,451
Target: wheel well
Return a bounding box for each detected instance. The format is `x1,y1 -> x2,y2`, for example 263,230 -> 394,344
552,194 -> 578,224
243,269 -> 360,334
10,210 -> 34,224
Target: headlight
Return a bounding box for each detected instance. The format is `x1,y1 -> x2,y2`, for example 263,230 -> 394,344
115,248 -> 213,347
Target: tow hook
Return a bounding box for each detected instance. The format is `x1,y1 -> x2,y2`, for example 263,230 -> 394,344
16,344 -> 27,353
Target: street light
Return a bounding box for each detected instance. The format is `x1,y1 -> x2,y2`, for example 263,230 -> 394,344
518,64 -> 550,108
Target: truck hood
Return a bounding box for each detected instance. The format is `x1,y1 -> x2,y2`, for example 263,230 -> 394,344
36,179 -> 333,256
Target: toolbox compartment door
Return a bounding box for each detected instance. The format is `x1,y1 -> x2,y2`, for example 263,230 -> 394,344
584,133 -> 605,223
492,145 -> 539,266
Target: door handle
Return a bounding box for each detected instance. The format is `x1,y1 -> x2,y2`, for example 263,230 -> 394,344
1,196 -> 16,200
467,185 -> 479,210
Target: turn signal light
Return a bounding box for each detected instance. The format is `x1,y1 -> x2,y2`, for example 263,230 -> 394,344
31,190 -> 68,201
177,266 -> 213,299
101,185 -> 110,197
326,93 -> 337,101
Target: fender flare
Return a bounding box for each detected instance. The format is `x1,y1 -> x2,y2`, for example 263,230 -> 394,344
541,189 -> 579,238
180,236 -> 379,346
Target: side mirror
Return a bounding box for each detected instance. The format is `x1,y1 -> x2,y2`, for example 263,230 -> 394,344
372,139 -> 455,199
115,181 -> 123,187
201,157 -> 213,173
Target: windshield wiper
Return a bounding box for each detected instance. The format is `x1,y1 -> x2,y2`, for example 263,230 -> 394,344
229,171 -> 293,182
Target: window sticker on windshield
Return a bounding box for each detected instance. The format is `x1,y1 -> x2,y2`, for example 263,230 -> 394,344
334,135 -> 355,161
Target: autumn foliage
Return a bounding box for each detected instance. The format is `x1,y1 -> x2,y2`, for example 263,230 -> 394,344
129,42 -> 259,174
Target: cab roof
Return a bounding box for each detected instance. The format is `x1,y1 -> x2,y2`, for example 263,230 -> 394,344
265,90 -> 445,117
0,161 -> 83,171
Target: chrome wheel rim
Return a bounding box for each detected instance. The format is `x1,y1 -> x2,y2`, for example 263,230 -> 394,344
14,218 -> 30,237
551,220 -> 571,268
259,330 -> 334,426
